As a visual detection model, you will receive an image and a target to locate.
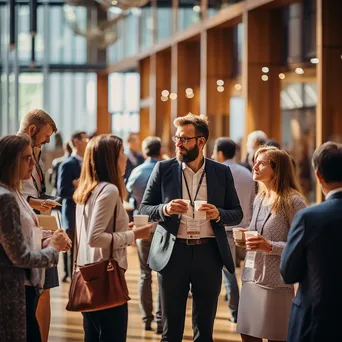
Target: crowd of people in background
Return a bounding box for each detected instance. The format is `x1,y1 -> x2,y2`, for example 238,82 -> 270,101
0,109 -> 341,342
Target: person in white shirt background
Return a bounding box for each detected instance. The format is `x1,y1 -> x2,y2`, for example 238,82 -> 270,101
212,137 -> 255,323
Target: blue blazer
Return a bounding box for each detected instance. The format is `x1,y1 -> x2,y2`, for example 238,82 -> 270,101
280,191 -> 342,342
140,157 -> 243,273
57,156 -> 81,232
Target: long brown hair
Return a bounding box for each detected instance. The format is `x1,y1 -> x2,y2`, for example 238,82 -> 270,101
0,134 -> 32,190
73,134 -> 126,204
255,146 -> 304,215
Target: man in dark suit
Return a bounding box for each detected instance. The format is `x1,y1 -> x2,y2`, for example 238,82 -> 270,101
280,141 -> 342,342
124,132 -> 145,183
140,113 -> 243,342
57,131 -> 88,282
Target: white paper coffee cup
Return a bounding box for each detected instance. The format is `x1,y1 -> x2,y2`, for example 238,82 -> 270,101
133,215 -> 149,227
194,200 -> 207,219
244,231 -> 259,239
232,228 -> 244,240
182,199 -> 192,218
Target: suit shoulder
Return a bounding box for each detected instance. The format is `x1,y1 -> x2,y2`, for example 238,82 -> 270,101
159,158 -> 178,168
299,199 -> 337,217
60,156 -> 77,167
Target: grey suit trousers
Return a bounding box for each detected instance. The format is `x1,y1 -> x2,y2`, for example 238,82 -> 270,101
136,237 -> 162,324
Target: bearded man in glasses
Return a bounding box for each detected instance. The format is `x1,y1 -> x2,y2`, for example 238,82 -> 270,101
140,113 -> 243,342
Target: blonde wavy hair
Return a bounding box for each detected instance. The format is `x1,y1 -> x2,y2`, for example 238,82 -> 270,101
254,146 -> 305,215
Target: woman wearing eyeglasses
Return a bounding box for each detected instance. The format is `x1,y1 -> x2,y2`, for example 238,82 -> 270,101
0,134 -> 71,342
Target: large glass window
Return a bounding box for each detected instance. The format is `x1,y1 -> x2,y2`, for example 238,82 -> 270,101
109,72 -> 140,140
46,72 -> 97,143
107,10 -> 138,64
178,0 -> 202,31
281,82 -> 317,203
140,3 -> 154,51
157,1 -> 172,42
19,73 -> 43,120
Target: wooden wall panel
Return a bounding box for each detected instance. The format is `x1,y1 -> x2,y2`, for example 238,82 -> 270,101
243,7 -> 282,142
96,73 -> 110,134
155,49 -> 172,154
316,0 -> 342,202
177,41 -> 201,117
206,27 -> 234,151
139,58 -> 151,141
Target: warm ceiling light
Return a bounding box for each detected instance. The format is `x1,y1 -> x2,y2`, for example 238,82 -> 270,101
261,75 -> 269,81
161,96 -> 168,102
234,84 -> 242,91
161,90 -> 169,97
278,73 -> 286,80
262,67 -> 269,73
111,0 -> 118,5
186,93 -> 194,99
295,68 -> 304,75
169,93 -> 177,100
185,88 -> 193,95
216,79 -> 224,86
193,5 -> 201,12
217,86 -> 224,92
310,58 -> 319,64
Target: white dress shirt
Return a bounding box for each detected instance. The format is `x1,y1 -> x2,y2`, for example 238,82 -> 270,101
174,160 -> 215,239
223,159 -> 255,230
75,182 -> 135,270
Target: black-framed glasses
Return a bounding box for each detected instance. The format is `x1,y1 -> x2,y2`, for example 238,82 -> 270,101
172,135 -> 203,144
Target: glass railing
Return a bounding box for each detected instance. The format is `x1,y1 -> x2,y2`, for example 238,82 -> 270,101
208,0 -> 244,18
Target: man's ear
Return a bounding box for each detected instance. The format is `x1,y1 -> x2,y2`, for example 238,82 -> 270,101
315,170 -> 323,184
198,137 -> 206,149
28,125 -> 37,137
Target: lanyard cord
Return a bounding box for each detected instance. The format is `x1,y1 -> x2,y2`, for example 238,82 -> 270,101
182,169 -> 205,219
32,152 -> 46,195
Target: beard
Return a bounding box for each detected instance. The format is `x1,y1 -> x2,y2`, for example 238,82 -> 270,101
176,144 -> 200,163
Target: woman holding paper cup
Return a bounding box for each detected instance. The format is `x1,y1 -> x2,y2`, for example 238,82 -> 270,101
234,146 -> 307,342
0,134 -> 72,342
73,134 -> 152,342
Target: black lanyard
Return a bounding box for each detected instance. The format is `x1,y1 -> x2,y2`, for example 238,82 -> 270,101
32,151 -> 46,196
182,169 -> 205,218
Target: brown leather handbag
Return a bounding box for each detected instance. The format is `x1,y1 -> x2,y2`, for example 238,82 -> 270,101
66,185 -> 130,312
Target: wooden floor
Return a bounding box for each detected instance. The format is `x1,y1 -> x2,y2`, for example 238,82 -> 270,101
49,246 -> 242,342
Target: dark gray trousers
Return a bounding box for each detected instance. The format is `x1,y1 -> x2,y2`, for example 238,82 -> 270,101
158,239 -> 223,342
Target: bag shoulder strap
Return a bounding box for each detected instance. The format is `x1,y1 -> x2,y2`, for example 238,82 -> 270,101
109,205 -> 117,259
73,183 -> 110,270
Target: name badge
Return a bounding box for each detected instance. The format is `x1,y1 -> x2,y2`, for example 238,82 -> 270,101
245,251 -> 256,268
186,219 -> 201,239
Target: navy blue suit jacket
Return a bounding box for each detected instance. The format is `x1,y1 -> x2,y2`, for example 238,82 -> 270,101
280,191 -> 342,342
140,157 -> 243,273
57,156 -> 81,232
